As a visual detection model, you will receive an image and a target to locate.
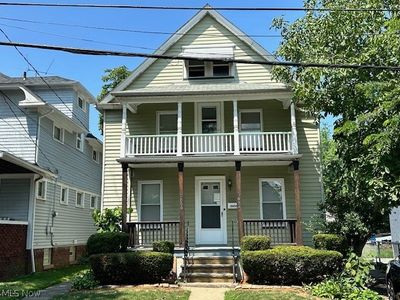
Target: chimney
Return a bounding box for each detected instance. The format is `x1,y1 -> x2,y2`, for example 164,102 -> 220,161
23,71 -> 27,80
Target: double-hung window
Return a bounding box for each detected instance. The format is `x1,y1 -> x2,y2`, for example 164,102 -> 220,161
240,110 -> 262,132
92,150 -> 99,163
259,178 -> 286,220
139,181 -> 162,222
78,97 -> 86,112
60,186 -> 69,205
76,133 -> 83,151
36,180 -> 47,200
157,111 -> 177,135
90,195 -> 97,209
53,125 -> 64,143
76,191 -> 84,208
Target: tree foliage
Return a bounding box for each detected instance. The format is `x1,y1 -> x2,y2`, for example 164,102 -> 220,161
272,0 -> 400,254
97,66 -> 131,134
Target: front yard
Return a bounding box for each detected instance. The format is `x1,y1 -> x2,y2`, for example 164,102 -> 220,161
225,289 -> 320,300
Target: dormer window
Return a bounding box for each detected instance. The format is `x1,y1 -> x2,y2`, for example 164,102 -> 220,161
78,97 -> 86,112
187,60 -> 206,78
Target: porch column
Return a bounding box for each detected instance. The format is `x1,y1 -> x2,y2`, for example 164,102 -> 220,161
290,101 -> 299,154
178,162 -> 185,246
235,161 -> 244,241
121,162 -> 128,233
120,103 -> 127,158
293,160 -> 303,245
233,100 -> 240,155
177,102 -> 183,157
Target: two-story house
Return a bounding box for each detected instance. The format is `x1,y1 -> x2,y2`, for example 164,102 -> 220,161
0,73 -> 102,279
99,6 -> 322,277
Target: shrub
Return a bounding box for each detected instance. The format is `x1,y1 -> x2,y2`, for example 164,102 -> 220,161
87,232 -> 129,255
241,235 -> 271,251
153,241 -> 175,254
242,246 -> 343,285
89,251 -> 173,284
313,233 -> 348,254
71,270 -> 99,290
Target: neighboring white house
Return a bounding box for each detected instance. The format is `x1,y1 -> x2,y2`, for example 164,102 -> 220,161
0,73 -> 102,279
390,207 -> 400,257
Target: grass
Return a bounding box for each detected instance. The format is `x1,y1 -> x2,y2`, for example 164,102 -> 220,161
362,243 -> 395,259
0,264 -> 88,299
225,289 -> 319,300
54,288 -> 191,300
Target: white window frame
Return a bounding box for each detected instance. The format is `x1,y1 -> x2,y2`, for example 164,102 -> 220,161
195,102 -> 224,133
36,180 -> 47,200
76,133 -> 84,152
184,61 -> 233,79
90,195 -> 97,209
92,150 -> 100,163
156,111 -> 178,135
78,97 -> 86,112
59,185 -> 69,205
75,190 -> 84,208
138,180 -> 163,222
259,178 -> 286,220
53,125 -> 64,144
239,109 -> 263,132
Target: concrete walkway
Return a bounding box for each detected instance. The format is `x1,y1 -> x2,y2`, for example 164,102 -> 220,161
22,282 -> 71,300
184,287 -> 229,300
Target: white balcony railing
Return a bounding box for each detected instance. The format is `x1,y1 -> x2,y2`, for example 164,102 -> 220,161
125,132 -> 293,157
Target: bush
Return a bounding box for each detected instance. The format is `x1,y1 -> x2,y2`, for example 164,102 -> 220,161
87,232 -> 129,255
242,246 -> 343,285
89,251 -> 173,284
153,241 -> 175,254
241,235 -> 271,251
313,233 -> 348,254
71,270 -> 99,290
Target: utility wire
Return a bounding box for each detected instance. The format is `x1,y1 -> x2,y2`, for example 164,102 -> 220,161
0,16 -> 282,39
1,40 -> 399,71
0,2 -> 397,12
0,28 -> 90,132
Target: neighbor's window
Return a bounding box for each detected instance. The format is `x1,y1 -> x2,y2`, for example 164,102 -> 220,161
60,186 -> 68,204
76,133 -> 83,151
260,179 -> 285,219
240,110 -> 262,132
76,191 -> 84,208
92,150 -> 99,163
36,180 -> 47,200
90,195 -> 97,209
157,111 -> 177,135
78,97 -> 86,111
53,125 -> 64,143
139,181 -> 162,221
186,60 -> 232,78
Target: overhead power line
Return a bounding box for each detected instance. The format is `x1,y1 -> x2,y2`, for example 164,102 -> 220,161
0,40 -> 399,71
0,2 -> 397,12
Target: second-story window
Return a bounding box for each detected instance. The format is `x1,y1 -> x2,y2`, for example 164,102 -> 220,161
157,111 -> 177,135
53,125 -> 64,143
76,133 -> 83,152
240,110 -> 262,132
92,150 -> 100,163
78,97 -> 86,112
76,191 -> 84,208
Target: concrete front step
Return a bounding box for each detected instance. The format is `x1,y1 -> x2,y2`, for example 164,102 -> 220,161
188,256 -> 234,265
185,263 -> 233,273
185,272 -> 234,283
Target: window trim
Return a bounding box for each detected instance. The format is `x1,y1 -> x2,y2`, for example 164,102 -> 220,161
195,102 -> 224,134
76,133 -> 84,152
259,178 -> 286,220
78,96 -> 86,112
239,109 -> 263,132
92,150 -> 100,163
36,180 -> 47,200
53,125 -> 64,144
59,185 -> 69,205
156,111 -> 178,135
137,180 -> 163,222
75,190 -> 85,208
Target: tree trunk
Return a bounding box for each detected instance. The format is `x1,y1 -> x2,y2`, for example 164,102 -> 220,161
350,235 -> 369,256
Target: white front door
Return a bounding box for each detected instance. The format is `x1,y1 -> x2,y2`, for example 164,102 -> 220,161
195,176 -> 227,245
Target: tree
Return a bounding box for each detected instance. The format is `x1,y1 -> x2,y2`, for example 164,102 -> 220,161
272,0 -> 400,254
97,66 -> 131,134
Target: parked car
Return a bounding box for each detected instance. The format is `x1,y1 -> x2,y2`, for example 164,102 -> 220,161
387,256 -> 400,300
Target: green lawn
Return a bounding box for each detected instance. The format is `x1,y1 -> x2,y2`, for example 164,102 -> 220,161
54,288 -> 191,300
225,289 -> 318,300
362,243 -> 395,259
0,264 -> 88,300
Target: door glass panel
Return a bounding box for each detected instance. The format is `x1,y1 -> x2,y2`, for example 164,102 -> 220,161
201,107 -> 218,133
201,182 -> 221,228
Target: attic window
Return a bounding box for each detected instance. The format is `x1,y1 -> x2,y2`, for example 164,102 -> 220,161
187,60 -> 205,78
78,97 -> 86,112
186,60 -> 232,78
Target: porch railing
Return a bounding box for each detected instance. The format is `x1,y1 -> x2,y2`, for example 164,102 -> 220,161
127,221 -> 180,247
243,219 -> 297,244
125,131 -> 292,156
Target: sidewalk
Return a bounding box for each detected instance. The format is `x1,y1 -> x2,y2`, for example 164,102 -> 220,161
184,286 -> 228,300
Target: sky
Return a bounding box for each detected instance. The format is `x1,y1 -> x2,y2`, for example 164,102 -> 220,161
0,0 -> 325,139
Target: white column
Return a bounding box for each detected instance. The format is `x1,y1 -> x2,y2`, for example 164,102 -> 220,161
290,101 -> 299,154
233,100 -> 240,155
177,102 -> 183,156
120,103 -> 127,158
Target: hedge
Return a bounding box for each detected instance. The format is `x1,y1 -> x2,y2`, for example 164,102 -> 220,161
242,246 -> 343,285
89,251 -> 173,284
153,241 -> 175,254
241,236 -> 271,251
87,232 -> 129,255
313,234 -> 348,255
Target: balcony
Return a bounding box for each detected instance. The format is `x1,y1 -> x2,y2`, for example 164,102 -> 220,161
125,131 -> 293,157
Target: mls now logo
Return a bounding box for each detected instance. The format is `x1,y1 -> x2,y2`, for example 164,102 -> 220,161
1,290 -> 41,298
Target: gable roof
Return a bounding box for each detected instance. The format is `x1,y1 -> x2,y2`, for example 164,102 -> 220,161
101,5 -> 278,104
